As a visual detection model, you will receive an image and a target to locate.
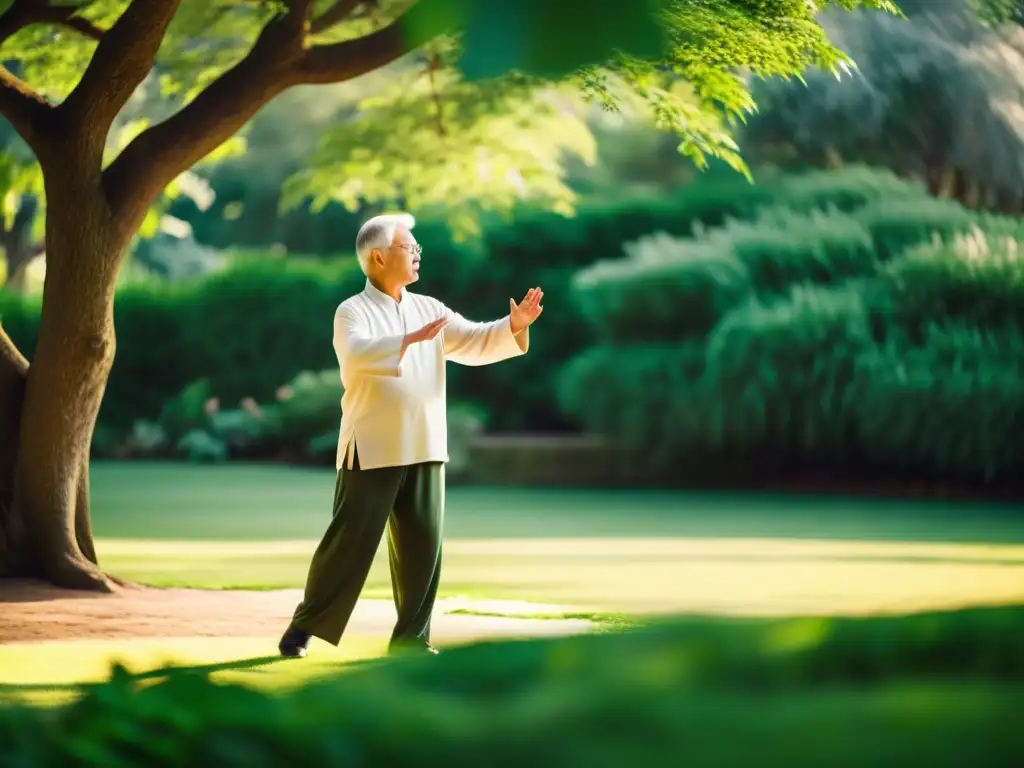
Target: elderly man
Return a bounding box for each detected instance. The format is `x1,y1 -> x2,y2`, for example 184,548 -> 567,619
278,213 -> 543,658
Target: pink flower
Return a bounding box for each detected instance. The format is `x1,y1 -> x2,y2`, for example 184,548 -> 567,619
276,386 -> 294,401
204,397 -> 220,415
241,397 -> 262,417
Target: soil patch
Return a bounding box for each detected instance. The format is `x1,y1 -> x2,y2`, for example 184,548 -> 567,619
0,580 -> 591,645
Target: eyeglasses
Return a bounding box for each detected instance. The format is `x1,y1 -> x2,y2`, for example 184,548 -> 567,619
392,243 -> 423,255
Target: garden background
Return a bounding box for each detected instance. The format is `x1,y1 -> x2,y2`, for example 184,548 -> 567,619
0,1 -> 1022,765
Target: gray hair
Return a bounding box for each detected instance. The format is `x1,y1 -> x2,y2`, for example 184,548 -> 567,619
355,213 -> 416,274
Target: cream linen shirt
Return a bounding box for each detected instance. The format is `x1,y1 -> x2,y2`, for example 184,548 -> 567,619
334,279 -> 529,470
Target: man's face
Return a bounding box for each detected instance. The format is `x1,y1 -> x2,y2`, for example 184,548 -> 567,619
375,226 -> 421,286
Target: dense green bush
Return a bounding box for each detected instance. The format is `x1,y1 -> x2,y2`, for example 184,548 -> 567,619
703,208 -> 879,294
1,606 -> 1022,767
97,369 -> 486,474
851,325 -> 1024,480
558,341 -> 708,469
854,196 -> 976,261
876,231 -> 1024,332
701,285 -> 874,458
571,235 -> 752,343
413,166 -> 930,430
413,177 -> 779,431
172,257 -> 365,407
1,256 -> 366,430
768,164 -> 930,215
560,209 -> 1024,484
0,164 -> 977,443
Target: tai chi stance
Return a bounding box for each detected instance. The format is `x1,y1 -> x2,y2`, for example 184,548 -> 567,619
279,213 -> 543,657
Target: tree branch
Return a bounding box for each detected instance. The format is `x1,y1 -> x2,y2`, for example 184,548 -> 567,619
101,0 -> 312,231
102,2 -> 413,234
296,18 -> 412,84
0,66 -> 53,154
0,0 -> 106,48
44,10 -> 105,41
309,0 -> 363,34
61,0 -> 182,142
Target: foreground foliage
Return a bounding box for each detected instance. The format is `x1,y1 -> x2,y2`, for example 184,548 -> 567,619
560,167 -> 1024,485
0,605 -> 1021,766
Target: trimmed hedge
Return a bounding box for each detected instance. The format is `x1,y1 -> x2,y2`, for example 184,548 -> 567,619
1,257 -> 365,430
702,208 -> 879,294
571,235 -> 752,343
560,210 -> 1024,484
855,196 -> 976,260
767,164 -> 932,214
0,165 -> 953,438
1,606 -> 1022,766
876,230 -> 1024,332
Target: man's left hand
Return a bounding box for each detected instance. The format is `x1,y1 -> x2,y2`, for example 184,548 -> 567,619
510,287 -> 544,335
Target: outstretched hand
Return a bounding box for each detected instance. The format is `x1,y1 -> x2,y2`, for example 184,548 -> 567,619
409,316 -> 449,343
510,287 -> 544,335
402,317 -> 449,356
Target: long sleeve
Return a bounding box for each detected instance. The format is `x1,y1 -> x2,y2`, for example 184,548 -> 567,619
333,304 -> 404,377
441,305 -> 529,367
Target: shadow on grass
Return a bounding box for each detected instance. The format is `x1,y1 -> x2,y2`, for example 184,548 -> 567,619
0,655 -> 290,693
0,654 -> 390,695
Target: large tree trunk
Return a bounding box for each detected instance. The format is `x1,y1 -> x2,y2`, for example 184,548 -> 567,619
1,184 -> 130,591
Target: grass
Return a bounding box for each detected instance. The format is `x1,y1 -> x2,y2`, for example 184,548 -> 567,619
89,461 -> 1024,614
6,605 -> 1024,765
4,460 -> 1023,707
0,636 -> 391,707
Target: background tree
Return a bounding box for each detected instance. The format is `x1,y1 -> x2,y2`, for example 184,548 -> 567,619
0,119 -> 43,292
743,0 -> 1024,211
0,0 -> 896,592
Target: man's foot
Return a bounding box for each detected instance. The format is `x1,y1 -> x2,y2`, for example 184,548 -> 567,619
278,625 -> 311,658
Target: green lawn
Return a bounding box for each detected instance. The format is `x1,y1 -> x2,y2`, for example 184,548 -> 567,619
90,461 -> 1024,614
0,637 -> 383,707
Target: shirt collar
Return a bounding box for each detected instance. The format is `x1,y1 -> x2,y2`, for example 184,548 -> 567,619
364,279 -> 405,307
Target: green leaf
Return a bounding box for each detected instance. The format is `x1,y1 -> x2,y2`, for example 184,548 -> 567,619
400,0 -> 473,50
458,0 -> 670,81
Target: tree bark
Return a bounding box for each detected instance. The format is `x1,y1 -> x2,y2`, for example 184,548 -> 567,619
4,179 -> 129,590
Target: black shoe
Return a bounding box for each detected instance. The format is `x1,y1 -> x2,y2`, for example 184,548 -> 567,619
279,625 -> 311,658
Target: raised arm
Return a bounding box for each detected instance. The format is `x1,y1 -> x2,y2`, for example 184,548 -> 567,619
333,304 -> 406,377
334,305 -> 450,375
439,288 -> 543,367
441,308 -> 529,367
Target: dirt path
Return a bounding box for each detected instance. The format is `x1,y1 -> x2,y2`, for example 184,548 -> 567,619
0,581 -> 591,645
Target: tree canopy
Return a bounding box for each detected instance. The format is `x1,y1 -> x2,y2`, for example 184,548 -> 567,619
0,0 -> 900,239
743,0 -> 1024,208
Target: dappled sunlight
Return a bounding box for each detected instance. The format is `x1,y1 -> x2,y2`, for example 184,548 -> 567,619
0,636 -> 384,707
95,535 -> 1024,616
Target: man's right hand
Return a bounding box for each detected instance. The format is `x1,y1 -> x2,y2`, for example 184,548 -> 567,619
401,317 -> 449,356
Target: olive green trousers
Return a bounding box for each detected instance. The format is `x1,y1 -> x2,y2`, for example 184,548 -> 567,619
290,447 -> 444,649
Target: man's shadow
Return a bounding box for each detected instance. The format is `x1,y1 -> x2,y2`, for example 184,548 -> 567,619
0,654 -> 383,694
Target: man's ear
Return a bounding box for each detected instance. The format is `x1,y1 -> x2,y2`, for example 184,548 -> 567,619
371,248 -> 385,268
